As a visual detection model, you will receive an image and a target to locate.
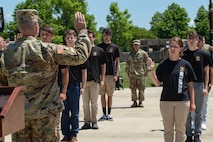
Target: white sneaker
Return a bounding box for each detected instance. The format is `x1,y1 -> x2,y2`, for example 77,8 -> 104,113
201,122 -> 207,130
107,114 -> 113,121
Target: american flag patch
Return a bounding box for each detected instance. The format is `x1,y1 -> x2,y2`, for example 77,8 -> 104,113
57,46 -> 64,54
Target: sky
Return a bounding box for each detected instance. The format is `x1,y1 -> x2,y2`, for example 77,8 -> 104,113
0,0 -> 210,30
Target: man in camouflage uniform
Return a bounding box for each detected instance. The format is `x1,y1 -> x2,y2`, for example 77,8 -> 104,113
126,40 -> 149,107
0,9 -> 91,142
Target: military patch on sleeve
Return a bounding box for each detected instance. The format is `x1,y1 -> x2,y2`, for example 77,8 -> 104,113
57,45 -> 64,54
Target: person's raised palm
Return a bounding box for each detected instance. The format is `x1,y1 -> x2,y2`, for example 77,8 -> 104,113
74,11 -> 86,33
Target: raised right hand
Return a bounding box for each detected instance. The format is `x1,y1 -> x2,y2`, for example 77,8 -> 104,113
74,11 -> 86,33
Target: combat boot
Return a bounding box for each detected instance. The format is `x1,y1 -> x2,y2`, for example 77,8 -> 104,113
131,101 -> 137,107
138,101 -> 144,107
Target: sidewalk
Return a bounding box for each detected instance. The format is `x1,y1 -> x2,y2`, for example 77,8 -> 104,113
5,87 -> 213,142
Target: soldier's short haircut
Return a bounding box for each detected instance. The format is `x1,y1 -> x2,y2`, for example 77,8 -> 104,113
18,19 -> 38,32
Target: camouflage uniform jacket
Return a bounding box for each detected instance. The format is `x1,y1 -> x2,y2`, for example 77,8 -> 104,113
203,44 -> 213,54
0,30 -> 91,119
126,49 -> 149,79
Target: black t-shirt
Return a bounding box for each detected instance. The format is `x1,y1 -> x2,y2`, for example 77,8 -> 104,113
182,49 -> 212,82
58,65 -> 68,85
156,58 -> 197,101
86,46 -> 107,83
97,42 -> 120,75
68,62 -> 87,84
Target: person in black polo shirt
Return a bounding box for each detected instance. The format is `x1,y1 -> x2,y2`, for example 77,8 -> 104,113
147,37 -> 196,142
81,30 -> 106,130
182,31 -> 212,142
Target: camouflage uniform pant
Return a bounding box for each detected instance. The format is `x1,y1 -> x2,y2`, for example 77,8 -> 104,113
12,112 -> 60,142
129,77 -> 146,102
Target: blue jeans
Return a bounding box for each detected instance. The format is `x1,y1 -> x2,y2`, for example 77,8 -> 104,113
186,82 -> 204,136
61,82 -> 80,138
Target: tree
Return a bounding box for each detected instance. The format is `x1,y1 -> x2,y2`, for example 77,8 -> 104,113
130,26 -> 157,40
51,0 -> 97,43
2,0 -> 97,44
149,12 -> 164,38
150,3 -> 190,39
106,2 -> 134,51
194,6 -> 210,43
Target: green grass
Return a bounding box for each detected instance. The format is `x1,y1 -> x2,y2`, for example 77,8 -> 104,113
119,62 -> 158,88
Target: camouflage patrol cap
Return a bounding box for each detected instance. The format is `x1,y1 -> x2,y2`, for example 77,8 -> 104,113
16,9 -> 42,23
133,40 -> 141,45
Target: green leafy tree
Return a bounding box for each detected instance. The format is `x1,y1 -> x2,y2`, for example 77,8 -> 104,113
106,2 -> 134,52
149,12 -> 164,38
11,0 -> 54,25
194,6 -> 210,43
1,0 -> 55,40
131,26 -> 157,40
0,21 -> 17,40
2,0 -> 97,44
150,3 -> 190,38
51,0 -> 96,43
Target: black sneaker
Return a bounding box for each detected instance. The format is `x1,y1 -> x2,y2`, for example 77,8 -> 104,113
81,123 -> 91,129
194,135 -> 201,142
185,136 -> 193,142
92,123 -> 99,129
61,136 -> 71,142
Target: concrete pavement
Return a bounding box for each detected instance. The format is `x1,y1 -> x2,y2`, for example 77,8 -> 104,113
5,87 -> 213,142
